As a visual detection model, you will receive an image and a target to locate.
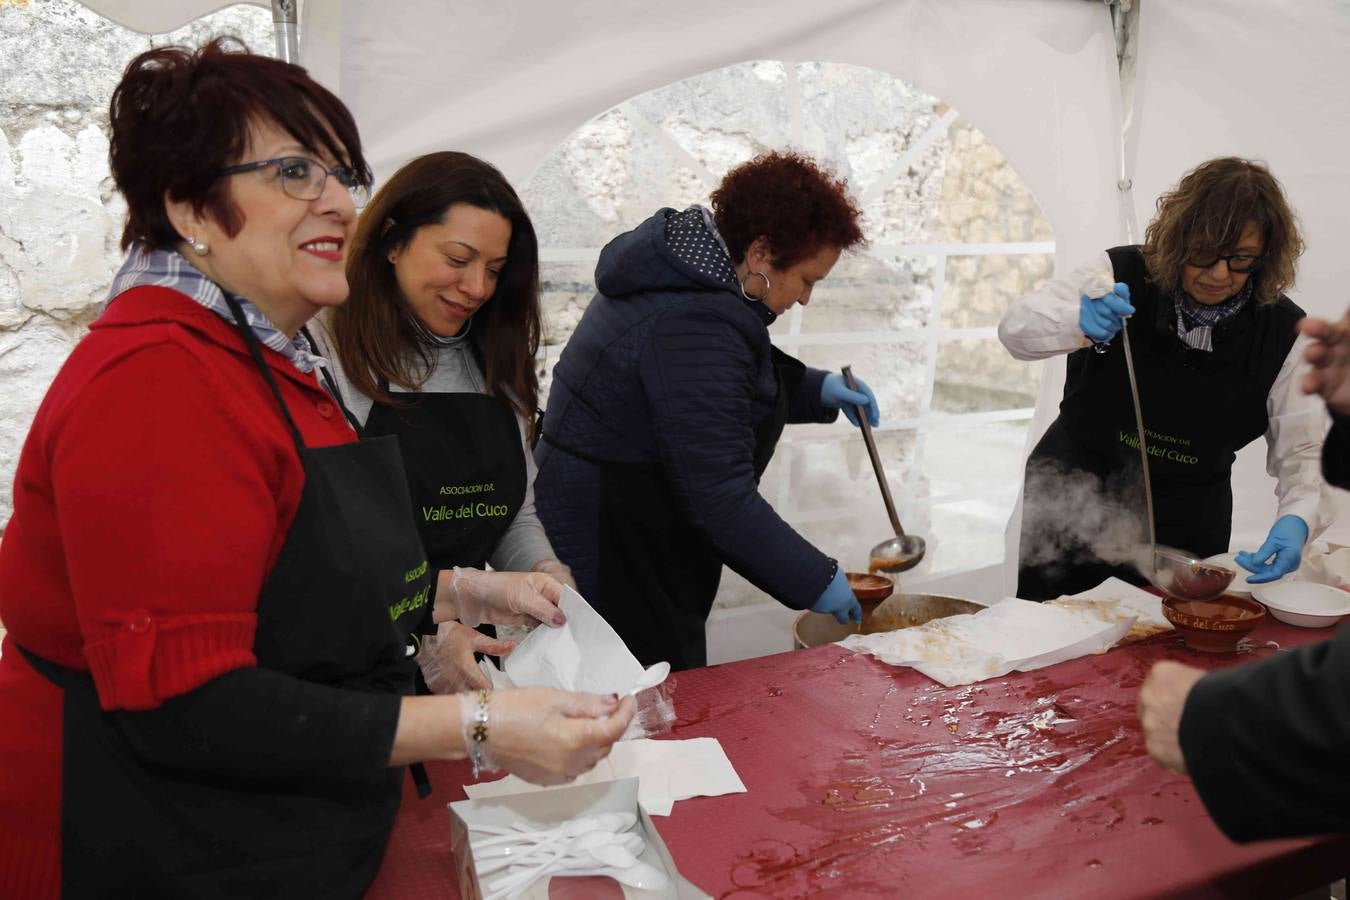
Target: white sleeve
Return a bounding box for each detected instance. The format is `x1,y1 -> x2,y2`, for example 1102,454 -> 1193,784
487,415 -> 560,574
998,251 -> 1115,361
1266,332 -> 1333,538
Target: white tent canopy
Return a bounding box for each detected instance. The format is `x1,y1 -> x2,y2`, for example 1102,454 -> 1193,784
71,0 -> 1350,608
76,0 -> 269,34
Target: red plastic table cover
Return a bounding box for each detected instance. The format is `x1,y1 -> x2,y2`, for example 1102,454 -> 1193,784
366,618 -> 1350,899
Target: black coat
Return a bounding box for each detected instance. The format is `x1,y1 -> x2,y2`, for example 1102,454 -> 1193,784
1180,416 -> 1350,840
534,208 -> 839,614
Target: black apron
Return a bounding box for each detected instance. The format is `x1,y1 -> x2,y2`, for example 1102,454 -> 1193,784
362,375 -> 527,571
18,300 -> 432,898
543,346 -> 800,671
1017,246 -> 1301,600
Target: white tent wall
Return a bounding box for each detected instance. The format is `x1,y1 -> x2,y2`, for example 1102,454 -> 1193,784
304,0 -> 1122,279
70,0 -> 268,33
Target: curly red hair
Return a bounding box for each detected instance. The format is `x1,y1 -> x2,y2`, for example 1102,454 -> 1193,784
710,151 -> 864,267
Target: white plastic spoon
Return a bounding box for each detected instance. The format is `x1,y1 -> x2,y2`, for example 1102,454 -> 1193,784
628,661 -> 670,696
487,833 -> 646,885
470,811 -> 634,851
479,825 -> 638,880
486,830 -> 624,900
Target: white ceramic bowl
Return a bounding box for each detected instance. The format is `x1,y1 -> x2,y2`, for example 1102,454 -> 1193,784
1251,581 -> 1350,628
1203,551 -> 1298,597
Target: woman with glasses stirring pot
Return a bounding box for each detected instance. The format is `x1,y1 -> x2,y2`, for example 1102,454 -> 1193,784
999,157 -> 1330,601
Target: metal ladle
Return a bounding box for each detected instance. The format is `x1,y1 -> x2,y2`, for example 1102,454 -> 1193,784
1116,322 -> 1235,601
841,366 -> 926,574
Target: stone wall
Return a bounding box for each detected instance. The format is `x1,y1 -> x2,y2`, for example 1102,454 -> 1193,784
522,62 -> 1051,607
0,0 -> 272,526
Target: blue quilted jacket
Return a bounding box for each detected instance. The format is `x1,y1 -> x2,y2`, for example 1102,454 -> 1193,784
534,207 -> 839,611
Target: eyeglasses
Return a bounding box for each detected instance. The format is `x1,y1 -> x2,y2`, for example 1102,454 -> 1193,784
1185,252 -> 1264,274
219,156 -> 372,208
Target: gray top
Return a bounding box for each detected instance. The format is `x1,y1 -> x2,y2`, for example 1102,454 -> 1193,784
307,318 -> 558,574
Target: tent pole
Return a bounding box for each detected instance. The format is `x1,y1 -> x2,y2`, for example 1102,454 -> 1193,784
272,0 -> 298,62
1112,0 -> 1141,245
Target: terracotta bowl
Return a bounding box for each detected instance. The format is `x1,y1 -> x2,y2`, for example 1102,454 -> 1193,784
846,571 -> 895,616
1160,593 -> 1265,653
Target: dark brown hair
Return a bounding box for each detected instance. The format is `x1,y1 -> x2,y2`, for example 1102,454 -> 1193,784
109,37 -> 370,251
1142,157 -> 1302,305
332,152 -> 541,422
710,151 -> 865,267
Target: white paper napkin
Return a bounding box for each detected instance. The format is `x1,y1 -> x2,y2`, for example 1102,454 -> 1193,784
463,737 -> 747,816
503,586 -> 646,695
1298,544 -> 1350,588
1064,576 -> 1170,632
842,597 -> 1134,687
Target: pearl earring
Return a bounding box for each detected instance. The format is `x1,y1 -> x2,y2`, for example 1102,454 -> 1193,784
186,235 -> 209,256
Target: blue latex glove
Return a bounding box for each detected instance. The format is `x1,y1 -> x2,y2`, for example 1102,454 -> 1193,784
821,372 -> 880,428
1234,515 -> 1309,584
811,568 -> 862,625
1078,283 -> 1135,343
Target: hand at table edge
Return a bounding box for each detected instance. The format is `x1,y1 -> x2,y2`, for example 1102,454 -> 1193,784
1138,660 -> 1206,774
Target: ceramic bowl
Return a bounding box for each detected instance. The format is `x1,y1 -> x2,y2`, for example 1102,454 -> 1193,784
1251,581 -> 1350,628
1202,552 -> 1256,596
846,572 -> 895,616
1160,593 -> 1265,653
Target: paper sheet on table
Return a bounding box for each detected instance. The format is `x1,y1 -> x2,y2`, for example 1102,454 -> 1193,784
842,597 -> 1134,687
502,586 -> 645,695
1299,543 -> 1350,588
463,738 -> 746,816
1060,576 -> 1170,634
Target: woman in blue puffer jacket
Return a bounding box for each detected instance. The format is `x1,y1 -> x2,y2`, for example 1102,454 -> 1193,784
534,151 -> 880,670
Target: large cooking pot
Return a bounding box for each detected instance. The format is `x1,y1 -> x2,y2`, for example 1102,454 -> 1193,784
793,592 -> 984,649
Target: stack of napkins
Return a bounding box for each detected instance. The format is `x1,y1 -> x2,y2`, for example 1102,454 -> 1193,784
841,595 -> 1136,687
463,737 -> 747,816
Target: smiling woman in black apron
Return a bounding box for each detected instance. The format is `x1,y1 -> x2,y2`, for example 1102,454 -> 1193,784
999,157 -> 1331,601
534,152 -> 883,671
0,42 -> 633,900
313,152 -> 574,694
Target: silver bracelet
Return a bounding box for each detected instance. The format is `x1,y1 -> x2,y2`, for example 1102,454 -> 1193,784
468,688 -> 491,779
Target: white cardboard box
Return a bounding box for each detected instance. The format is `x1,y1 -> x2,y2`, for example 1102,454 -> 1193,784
448,777 -> 710,899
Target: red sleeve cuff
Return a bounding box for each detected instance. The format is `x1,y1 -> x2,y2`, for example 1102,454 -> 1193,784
84,610 -> 258,710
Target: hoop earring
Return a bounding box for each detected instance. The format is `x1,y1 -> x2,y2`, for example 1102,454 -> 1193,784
186,235 -> 209,256
740,269 -> 770,302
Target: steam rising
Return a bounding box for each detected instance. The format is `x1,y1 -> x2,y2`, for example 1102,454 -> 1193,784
1020,457 -> 1152,581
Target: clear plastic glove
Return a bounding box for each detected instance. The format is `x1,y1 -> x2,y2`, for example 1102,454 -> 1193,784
1235,515 -> 1309,584
530,557 -> 577,591
810,567 -> 862,624
417,621 -> 515,694
464,688 -> 637,785
1078,283 -> 1135,342
439,567 -> 567,629
820,372 -> 880,428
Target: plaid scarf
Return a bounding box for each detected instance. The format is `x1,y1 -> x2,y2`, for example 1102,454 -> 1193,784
1173,278 -> 1254,352
106,246 -> 325,373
